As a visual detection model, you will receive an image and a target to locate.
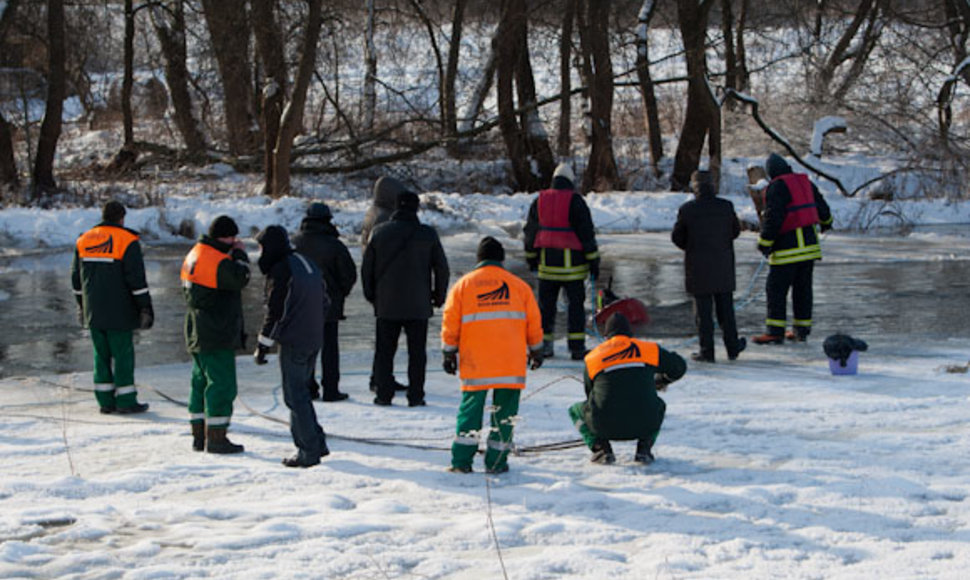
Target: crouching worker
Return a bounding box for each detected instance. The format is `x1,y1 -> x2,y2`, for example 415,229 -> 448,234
569,313 -> 686,465
441,237 -> 545,474
254,226 -> 331,468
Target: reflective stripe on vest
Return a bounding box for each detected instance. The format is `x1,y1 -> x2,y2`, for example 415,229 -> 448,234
585,336 -> 660,381
534,189 -> 583,250
76,226 -> 138,263
773,173 -> 819,234
181,243 -> 229,289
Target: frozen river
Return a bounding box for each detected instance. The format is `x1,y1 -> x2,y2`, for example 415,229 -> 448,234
0,230 -> 967,378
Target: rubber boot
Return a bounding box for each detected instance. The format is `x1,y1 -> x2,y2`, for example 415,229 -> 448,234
206,427 -> 244,454
590,440 -> 615,464
634,439 -> 655,464
191,422 -> 205,452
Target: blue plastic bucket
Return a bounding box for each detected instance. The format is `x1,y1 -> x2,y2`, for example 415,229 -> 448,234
828,350 -> 859,375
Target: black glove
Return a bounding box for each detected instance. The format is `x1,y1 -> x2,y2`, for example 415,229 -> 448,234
655,372 -> 672,391
139,307 -> 154,330
254,344 -> 270,365
588,258 -> 600,280
757,243 -> 773,258
820,222 -> 832,233
527,258 -> 538,272
528,348 -> 544,370
433,295 -> 445,308
442,351 -> 458,375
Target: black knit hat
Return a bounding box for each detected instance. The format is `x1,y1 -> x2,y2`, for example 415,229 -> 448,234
102,200 -> 126,223
765,153 -> 792,179
306,202 -> 332,220
604,313 -> 632,338
208,215 -> 239,239
476,236 -> 505,262
397,191 -> 420,211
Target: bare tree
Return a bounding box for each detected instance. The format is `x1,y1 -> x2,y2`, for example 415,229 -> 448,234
252,0 -> 287,195
0,0 -> 22,188
31,0 -> 66,198
557,0 -> 577,158
810,0 -> 887,106
635,0 -> 663,177
362,0 -> 377,131
201,0 -> 257,156
443,0 -> 467,155
578,0 -> 620,192
938,0 -> 970,148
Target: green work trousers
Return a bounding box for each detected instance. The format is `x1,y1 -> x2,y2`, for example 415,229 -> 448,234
568,400 -> 662,450
90,328 -> 137,409
188,350 -> 237,430
451,388 -> 520,472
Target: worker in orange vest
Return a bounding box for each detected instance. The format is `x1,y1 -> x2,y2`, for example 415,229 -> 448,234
441,237 -> 545,474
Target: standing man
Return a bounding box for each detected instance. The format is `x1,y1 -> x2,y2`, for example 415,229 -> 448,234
361,191 -> 449,407
292,202 -> 357,402
569,313 -> 686,465
441,237 -> 544,474
523,163 -> 600,360
71,200 -> 153,414
253,226 -> 330,468
671,170 -> 746,362
181,215 -> 251,454
752,153 -> 833,344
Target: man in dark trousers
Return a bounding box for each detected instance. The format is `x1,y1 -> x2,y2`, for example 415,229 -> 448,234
292,202 -> 357,402
181,215 -> 251,454
71,200 -> 153,414
361,191 -> 450,407
523,163 -> 600,360
671,171 -> 746,362
253,225 -> 331,468
753,153 -> 833,344
569,313 -> 686,465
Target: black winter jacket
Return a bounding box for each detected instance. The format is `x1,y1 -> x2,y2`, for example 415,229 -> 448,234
671,193 -> 741,295
292,218 -> 357,321
360,209 -> 449,320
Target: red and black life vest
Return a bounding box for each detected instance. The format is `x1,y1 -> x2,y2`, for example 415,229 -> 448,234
534,189 -> 583,250
771,173 -> 819,234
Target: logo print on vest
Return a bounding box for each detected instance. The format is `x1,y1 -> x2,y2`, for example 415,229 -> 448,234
602,342 -> 640,362
84,236 -> 114,254
476,282 -> 510,301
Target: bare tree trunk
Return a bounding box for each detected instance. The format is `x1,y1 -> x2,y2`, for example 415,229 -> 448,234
513,2 -> 555,183
557,0 -> 577,158
579,0 -> 619,192
270,0 -> 324,198
736,0 -> 749,92
720,0 -> 737,107
201,0 -> 256,156
671,0 -> 716,191
0,0 -> 22,188
460,29 -> 497,134
443,0 -> 467,156
362,0 -> 377,131
152,0 -> 206,159
252,0 -> 287,195
122,0 -> 134,149
32,0 -> 66,198
811,0 -> 883,105
635,0 -> 663,177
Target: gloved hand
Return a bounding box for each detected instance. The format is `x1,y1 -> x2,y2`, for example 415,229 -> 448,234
139,307 -> 154,330
432,295 -> 445,308
655,373 -> 673,391
820,222 -> 832,233
588,258 -> 600,280
757,242 -> 773,258
442,351 -> 458,375
527,258 -> 538,272
254,344 -> 270,365
528,348 -> 544,370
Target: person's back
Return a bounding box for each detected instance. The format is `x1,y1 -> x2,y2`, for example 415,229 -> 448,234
361,175 -> 406,247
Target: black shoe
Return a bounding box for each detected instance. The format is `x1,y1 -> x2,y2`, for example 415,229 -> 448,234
728,337 -> 747,361
369,382 -> 377,393
99,405 -> 116,415
408,399 -> 426,407
634,440 -> 655,464
321,392 -> 349,402
373,397 -> 392,407
307,378 -> 321,400
590,440 -> 615,465
394,380 -> 409,392
690,351 -> 715,363
485,464 -> 509,474
282,455 -> 320,468
447,465 -> 473,474
116,402 -> 149,414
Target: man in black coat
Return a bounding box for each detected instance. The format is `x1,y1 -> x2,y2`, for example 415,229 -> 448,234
253,225 -> 331,468
361,191 -> 450,407
671,171 -> 745,362
292,202 -> 357,402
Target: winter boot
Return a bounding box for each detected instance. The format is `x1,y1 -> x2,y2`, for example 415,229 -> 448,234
752,333 -> 784,345
590,440 -> 615,465
542,340 -> 555,358
206,427 -> 244,454
634,439 -> 655,465
116,402 -> 149,414
306,378 -> 321,400
191,422 -> 205,452
690,350 -> 715,363
728,337 -> 747,361
785,329 -> 809,342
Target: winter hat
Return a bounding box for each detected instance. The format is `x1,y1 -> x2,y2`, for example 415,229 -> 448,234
476,236 -> 505,262
208,215 -> 239,239
102,200 -> 126,223
255,225 -> 291,275
690,170 -> 715,197
604,313 -> 633,338
765,153 -> 792,179
552,162 -> 575,189
397,190 -> 420,212
306,202 -> 332,220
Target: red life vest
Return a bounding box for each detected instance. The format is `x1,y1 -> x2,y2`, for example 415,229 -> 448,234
534,189 -> 583,250
770,173 -> 819,234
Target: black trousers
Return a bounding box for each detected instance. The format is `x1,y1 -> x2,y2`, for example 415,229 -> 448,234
538,278 -> 586,353
693,293 -> 741,356
318,320 -> 340,397
373,318 -> 428,404
765,260 -> 814,336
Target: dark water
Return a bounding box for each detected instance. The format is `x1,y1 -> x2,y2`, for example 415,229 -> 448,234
0,234 -> 968,378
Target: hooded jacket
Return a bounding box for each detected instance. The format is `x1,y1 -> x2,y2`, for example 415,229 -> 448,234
292,218 -> 357,321
361,176 -> 406,247
671,184 -> 741,295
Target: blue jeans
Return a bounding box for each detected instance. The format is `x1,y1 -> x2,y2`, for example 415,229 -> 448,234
279,344 -> 327,462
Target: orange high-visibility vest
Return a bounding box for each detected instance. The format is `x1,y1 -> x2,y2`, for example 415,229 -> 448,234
441,265 -> 544,391
181,243 -> 230,290
585,335 -> 660,381
76,225 -> 138,263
